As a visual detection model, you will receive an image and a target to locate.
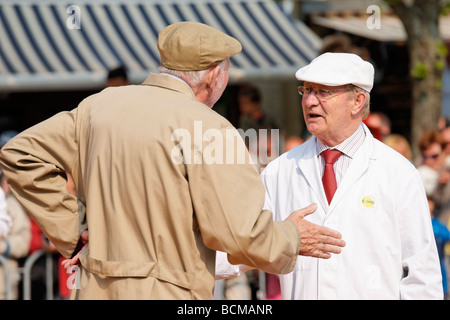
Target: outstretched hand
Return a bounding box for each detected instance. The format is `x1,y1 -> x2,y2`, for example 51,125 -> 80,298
61,230 -> 89,269
286,203 -> 345,259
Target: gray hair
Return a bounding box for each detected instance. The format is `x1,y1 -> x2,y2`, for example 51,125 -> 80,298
158,60 -> 227,90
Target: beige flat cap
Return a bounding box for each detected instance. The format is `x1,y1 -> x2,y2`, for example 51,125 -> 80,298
158,21 -> 242,71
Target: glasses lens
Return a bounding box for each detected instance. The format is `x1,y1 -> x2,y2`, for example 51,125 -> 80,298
298,86 -> 312,96
317,89 -> 328,99
298,86 -> 348,99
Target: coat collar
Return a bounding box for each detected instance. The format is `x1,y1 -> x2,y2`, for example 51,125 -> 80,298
297,124 -> 376,211
141,73 -> 196,98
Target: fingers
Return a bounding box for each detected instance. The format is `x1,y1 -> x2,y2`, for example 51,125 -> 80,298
304,226 -> 346,258
61,242 -> 88,269
289,207 -> 346,259
315,225 -> 346,256
80,230 -> 89,242
318,225 -> 344,243
299,235 -> 346,259
295,203 -> 318,219
287,204 -> 347,259
321,240 -> 345,255
285,203 -> 318,226
61,255 -> 78,269
309,243 -> 343,259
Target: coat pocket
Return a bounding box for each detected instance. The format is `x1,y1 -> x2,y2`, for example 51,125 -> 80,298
80,254 -> 195,290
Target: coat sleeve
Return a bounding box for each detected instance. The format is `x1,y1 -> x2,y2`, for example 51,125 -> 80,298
398,167 -> 444,299
187,125 -> 300,276
214,250 -> 254,280
214,160 -> 283,279
0,110 -> 81,258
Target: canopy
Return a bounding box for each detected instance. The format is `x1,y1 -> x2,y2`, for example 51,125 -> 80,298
0,0 -> 322,92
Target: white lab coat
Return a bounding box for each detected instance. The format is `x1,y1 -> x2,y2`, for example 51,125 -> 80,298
259,125 -> 442,299
215,125 -> 443,299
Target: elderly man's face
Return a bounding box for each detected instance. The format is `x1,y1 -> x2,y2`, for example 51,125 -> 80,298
301,82 -> 363,146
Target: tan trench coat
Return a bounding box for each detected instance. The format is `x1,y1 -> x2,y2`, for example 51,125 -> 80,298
0,74 -> 300,299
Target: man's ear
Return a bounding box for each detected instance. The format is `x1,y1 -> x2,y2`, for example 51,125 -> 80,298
206,65 -> 221,89
351,91 -> 366,116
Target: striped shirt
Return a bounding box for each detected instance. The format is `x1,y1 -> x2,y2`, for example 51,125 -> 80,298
316,124 -> 366,186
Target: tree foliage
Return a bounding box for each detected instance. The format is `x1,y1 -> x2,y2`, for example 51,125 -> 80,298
387,0 -> 448,157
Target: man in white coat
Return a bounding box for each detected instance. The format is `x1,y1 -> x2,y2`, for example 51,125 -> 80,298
217,52 -> 443,299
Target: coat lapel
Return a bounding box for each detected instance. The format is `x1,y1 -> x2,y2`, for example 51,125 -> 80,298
329,125 -> 376,212
296,126 -> 377,214
297,137 -> 329,210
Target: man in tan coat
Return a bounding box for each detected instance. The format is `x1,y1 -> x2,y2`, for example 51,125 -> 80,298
0,22 -> 344,299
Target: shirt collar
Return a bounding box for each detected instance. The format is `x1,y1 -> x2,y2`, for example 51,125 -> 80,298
316,123 -> 366,158
159,72 -> 190,87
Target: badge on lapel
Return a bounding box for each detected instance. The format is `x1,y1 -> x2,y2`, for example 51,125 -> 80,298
361,195 -> 376,209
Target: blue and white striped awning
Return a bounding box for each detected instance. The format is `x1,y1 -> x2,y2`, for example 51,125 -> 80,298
0,0 -> 321,92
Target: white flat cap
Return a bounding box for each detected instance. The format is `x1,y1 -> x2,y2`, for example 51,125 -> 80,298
295,52 -> 375,92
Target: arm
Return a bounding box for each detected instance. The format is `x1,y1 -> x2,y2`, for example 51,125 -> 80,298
0,110 -> 82,258
190,125 -> 343,275
214,202 -> 344,278
215,250 -> 254,280
187,126 -> 298,275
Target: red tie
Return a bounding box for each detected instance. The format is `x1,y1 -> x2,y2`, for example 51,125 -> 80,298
321,149 -> 342,204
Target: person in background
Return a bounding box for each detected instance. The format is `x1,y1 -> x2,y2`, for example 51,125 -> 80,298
428,194 -> 450,299
417,130 -> 450,226
0,169 -> 30,299
364,112 -> 391,141
0,187 -> 10,240
283,136 -> 304,153
383,133 -> 413,162
238,85 -> 281,173
238,85 -> 279,132
0,131 -> 13,240
106,66 -> 129,87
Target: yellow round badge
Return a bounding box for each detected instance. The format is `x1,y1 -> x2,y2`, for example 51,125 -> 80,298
361,196 -> 375,208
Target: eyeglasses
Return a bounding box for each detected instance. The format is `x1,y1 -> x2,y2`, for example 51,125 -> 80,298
298,86 -> 350,100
